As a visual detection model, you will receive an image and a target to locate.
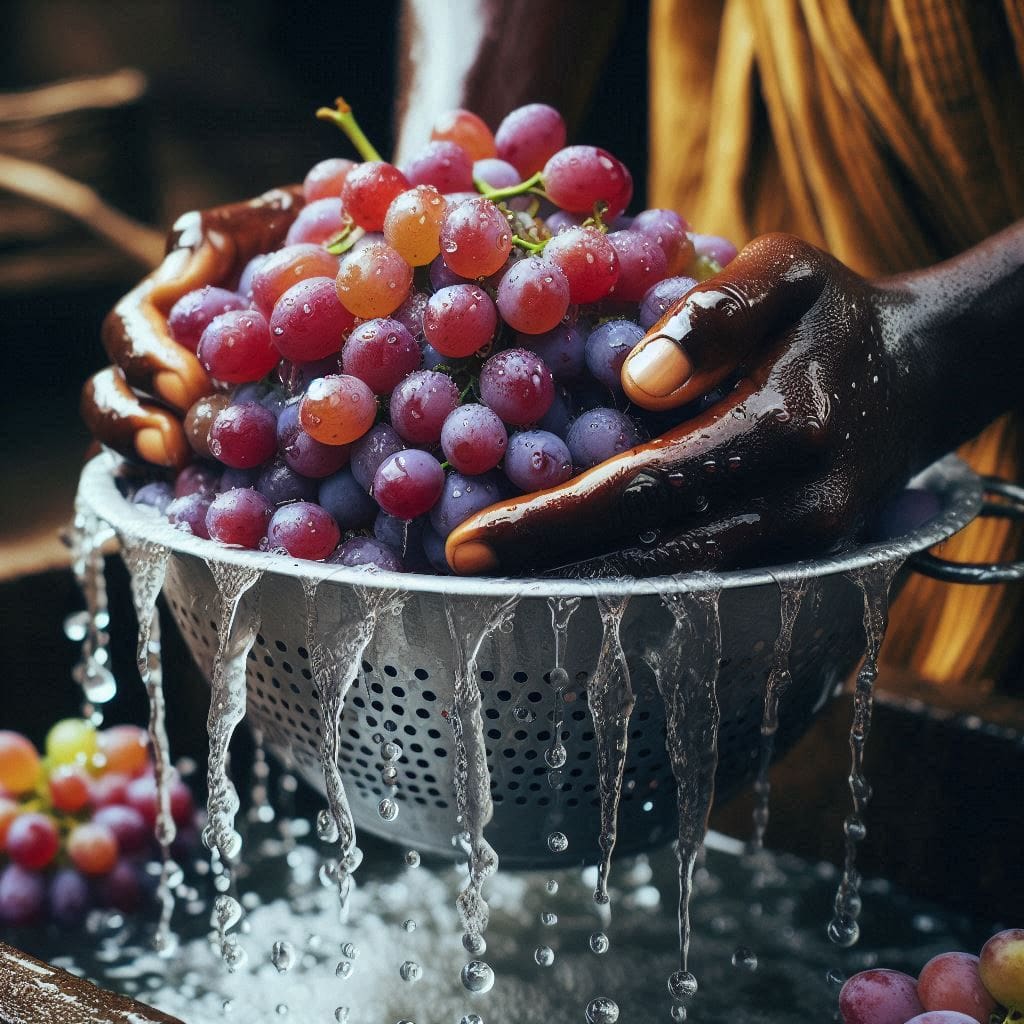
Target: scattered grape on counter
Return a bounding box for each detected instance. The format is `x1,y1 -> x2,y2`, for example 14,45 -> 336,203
0,721 -> 199,927
139,99 -> 745,573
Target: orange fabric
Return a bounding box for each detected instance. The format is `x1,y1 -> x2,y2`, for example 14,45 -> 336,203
648,0 -> 1024,685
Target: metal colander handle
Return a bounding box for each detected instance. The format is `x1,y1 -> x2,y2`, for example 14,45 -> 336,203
910,477 -> 1024,584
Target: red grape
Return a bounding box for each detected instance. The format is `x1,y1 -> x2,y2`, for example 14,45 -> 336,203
351,422 -> 405,489
93,805 -> 150,855
389,369 -> 460,444
373,450 -> 445,519
979,929 -> 1024,1013
392,289 -> 429,341
98,725 -> 150,777
839,969 -> 924,1024
0,797 -> 18,850
402,140 -> 474,194
423,284 -> 498,357
270,276 -> 355,361
341,317 -> 422,394
607,230 -> 669,302
432,109 -> 496,161
496,258 -> 571,335
543,226 -> 620,303
251,244 -> 339,314
48,765 -> 92,813
166,492 -> 212,538
440,404 -> 508,475
632,208 -> 694,275
299,374 -> 377,445
205,487 -> 273,549
168,286 -> 246,353
904,1015 -> 983,1023
335,241 -> 413,318
479,348 -> 555,426
209,401 -> 278,469
0,731 -> 40,795
495,103 -> 566,176
543,146 -> 632,218
198,309 -> 279,384
68,821 -> 119,875
174,462 -> 220,498
438,197 -> 512,278
341,161 -> 411,232
7,812 -> 60,870
918,952 -> 997,1022
90,772 -> 131,809
265,501 -> 340,560
285,197 -> 350,246
303,157 -> 356,202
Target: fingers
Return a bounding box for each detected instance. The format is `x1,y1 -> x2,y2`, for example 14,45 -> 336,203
622,233 -> 830,411
81,367 -> 191,469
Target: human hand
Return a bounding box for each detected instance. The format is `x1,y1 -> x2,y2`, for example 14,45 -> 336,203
445,232 -> 978,576
80,188 -> 303,469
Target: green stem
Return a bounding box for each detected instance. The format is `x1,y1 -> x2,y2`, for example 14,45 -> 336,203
475,171 -> 544,202
315,97 -> 383,162
512,234 -> 548,254
326,224 -> 364,256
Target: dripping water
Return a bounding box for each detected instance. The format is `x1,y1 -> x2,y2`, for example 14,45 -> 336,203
651,585 -> 723,1005
828,558 -> 904,948
121,537 -> 178,951
750,579 -> 809,851
442,594 -> 519,956
588,596 -> 634,908
544,596 -> 580,788
302,578 -> 405,917
203,563 -> 264,880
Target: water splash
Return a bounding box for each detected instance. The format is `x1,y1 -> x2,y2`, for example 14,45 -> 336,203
65,503 -> 117,715
750,579 -> 809,851
651,586 -> 723,993
203,562 -> 264,874
829,558 -> 904,947
302,578 -> 405,916
544,596 -> 581,790
442,594 -> 519,948
588,596 -> 634,908
121,536 -> 177,950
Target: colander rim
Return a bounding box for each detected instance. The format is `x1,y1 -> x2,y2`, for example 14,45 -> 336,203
76,452 -> 981,599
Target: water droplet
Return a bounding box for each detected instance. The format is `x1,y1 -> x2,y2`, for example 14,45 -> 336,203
336,960 -> 353,978
534,945 -> 554,966
547,831 -> 568,853
827,914 -> 860,947
548,667 -> 569,689
404,850 -> 421,868
460,959 -> 495,993
731,946 -> 757,971
222,999 -> 233,1014
317,809 -> 339,843
271,940 -> 295,972
340,942 -> 359,959
589,932 -> 610,954
826,968 -> 845,989
459,1016 -> 483,1024
380,740 -> 401,761
400,960 -> 422,982
212,894 -> 242,932
668,970 -> 698,999
222,941 -> 247,972
585,996 -> 619,1023
670,1006 -> 688,1022
403,918 -> 416,932
334,1009 -> 349,1023
843,815 -> 866,842
540,911 -> 558,927
381,765 -> 399,786
462,932 -> 487,955
545,879 -> 559,895
512,705 -> 535,722
378,798 -> 399,821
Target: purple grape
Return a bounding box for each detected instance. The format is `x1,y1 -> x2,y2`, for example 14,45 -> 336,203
318,468 -> 378,529
166,492 -> 212,538
479,348 -> 555,426
218,467 -> 258,491
168,286 -> 246,353
440,403 -> 508,475
328,536 -> 405,572
350,422 -> 405,490
639,276 -> 696,329
429,254 -> 467,291
97,859 -> 145,913
256,460 -> 318,505
402,140 -> 474,193
259,386 -> 289,418
421,523 -> 452,574
473,157 -> 521,189
537,385 -> 573,439
341,317 -> 422,394
265,501 -> 340,560
521,323 -> 587,383
92,805 -> 150,855
0,863 -> 46,925
174,462 -> 220,498
421,343 -> 447,370
504,431 -> 573,492
632,208 -> 692,274
374,510 -> 423,552
48,867 -> 92,926
585,319 -> 644,396
389,370 -> 460,444
132,481 -> 175,513
209,401 -> 277,469
544,209 -> 583,235
277,402 -> 351,478
566,408 -> 642,469
277,354 -> 344,394
429,471 -> 504,537
495,103 -> 566,177
373,450 -> 446,519
231,381 -> 271,405
691,233 -> 737,267
393,290 -> 429,342
237,253 -> 269,304
205,487 -> 273,549
284,197 -> 350,246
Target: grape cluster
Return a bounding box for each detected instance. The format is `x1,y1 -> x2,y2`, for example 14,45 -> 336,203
839,932 -> 1024,1024
0,722 -> 197,926
145,101 -> 737,573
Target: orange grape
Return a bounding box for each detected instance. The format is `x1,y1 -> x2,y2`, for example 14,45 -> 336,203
335,242 -> 413,318
98,725 -> 150,777
0,731 -> 40,795
431,109 -> 496,161
48,765 -> 92,813
299,374 -> 377,446
68,821 -> 119,875
384,186 -> 447,266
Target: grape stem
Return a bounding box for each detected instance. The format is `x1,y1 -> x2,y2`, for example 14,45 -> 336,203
316,97 -> 384,163
325,223 -> 365,256
475,171 -> 544,202
511,234 -> 547,254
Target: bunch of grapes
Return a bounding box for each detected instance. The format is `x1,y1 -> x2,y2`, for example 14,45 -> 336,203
839,931 -> 1024,1024
0,722 -> 197,927
142,100 -> 738,573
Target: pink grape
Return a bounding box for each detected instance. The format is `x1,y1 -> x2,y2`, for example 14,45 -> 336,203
335,241 -> 413,319
543,146 -> 632,218
341,317 -> 422,394
495,103 -> 566,176
265,501 -> 340,560
167,492 -> 212,537
341,161 -> 411,232
402,140 -> 474,193
92,805 -> 150,855
198,309 -> 279,383
350,422 -> 404,489
438,197 -> 512,279
440,404 -> 508,475
205,487 -> 273,549
479,348 -> 555,426
174,462 -> 220,497
0,864 -> 47,925
839,969 -> 924,1024
270,276 -> 355,361
328,537 -> 405,572
495,258 -> 570,335
917,952 -> 996,1022
543,226 -> 620,303
520,323 -> 587,383
430,471 -> 504,537
423,284 -> 498,357
691,232 -> 738,268
373,450 -> 445,519
285,197 -> 350,245
303,157 -> 356,201
504,430 -> 573,491
168,286 -> 246,353
277,402 -> 351,478
632,208 -> 694,275
389,369 -> 460,444
431,109 -> 496,161
251,244 -> 339,314
473,157 -> 520,189
209,402 -> 277,469
607,230 -> 669,302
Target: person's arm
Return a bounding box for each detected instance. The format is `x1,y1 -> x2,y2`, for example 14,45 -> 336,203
445,223 -> 1024,575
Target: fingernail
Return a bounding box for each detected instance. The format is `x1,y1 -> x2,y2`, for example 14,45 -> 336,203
623,338 -> 692,397
135,426 -> 172,466
448,540 -> 499,575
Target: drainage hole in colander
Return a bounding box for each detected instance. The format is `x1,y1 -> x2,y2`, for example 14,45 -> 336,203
481,671 -> 494,681
496,689 -> 511,701
414,668 -> 429,680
